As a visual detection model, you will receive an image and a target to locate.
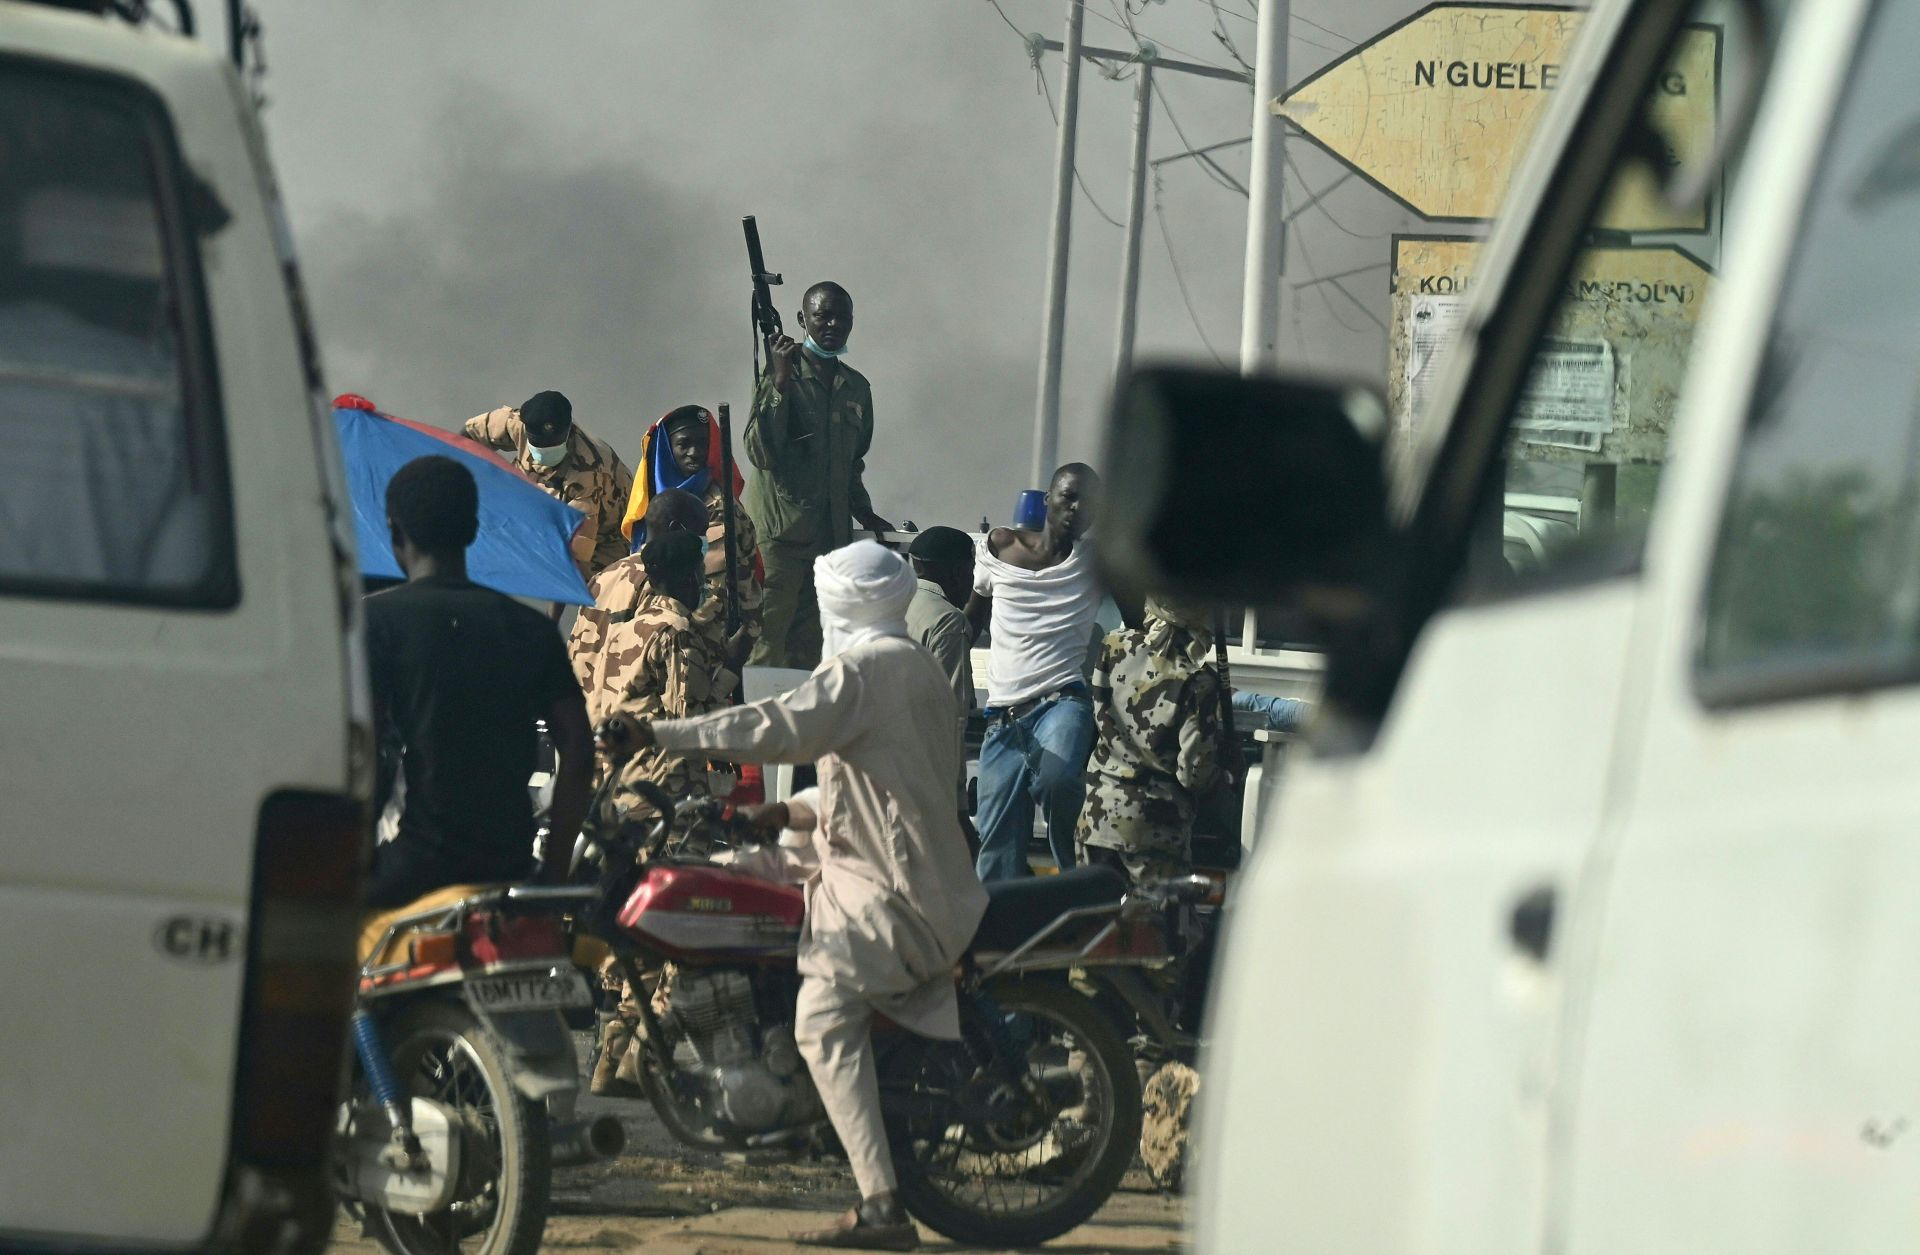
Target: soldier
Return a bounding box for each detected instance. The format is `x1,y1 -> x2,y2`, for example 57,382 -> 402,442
588,531 -> 737,1097
1074,597 -> 1225,885
744,281 -> 893,671
620,405 -> 764,654
464,389 -> 635,581
595,531 -> 738,814
569,488 -> 745,720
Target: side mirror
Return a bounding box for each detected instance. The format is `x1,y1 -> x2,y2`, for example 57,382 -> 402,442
1099,367 -> 1392,606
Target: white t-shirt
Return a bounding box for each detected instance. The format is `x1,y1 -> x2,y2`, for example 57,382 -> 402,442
973,533 -> 1102,707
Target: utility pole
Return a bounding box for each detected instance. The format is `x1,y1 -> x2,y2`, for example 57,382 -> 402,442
1239,0 -> 1289,374
1032,0 -> 1086,487
1111,60 -> 1154,388
1022,21 -> 1250,474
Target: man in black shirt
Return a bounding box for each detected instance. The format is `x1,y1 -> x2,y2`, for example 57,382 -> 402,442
364,456 -> 593,908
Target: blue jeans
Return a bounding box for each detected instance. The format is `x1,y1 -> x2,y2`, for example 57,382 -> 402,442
975,690 -> 1096,882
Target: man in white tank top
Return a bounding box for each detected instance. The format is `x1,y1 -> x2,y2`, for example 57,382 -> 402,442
965,463 -> 1109,881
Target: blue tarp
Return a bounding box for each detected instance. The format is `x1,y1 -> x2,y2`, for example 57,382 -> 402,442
333,402 -> 594,605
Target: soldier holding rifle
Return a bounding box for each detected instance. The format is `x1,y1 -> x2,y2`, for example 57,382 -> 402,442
740,265 -> 892,670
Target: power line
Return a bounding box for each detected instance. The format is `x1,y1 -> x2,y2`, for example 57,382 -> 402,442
986,0 -> 1028,37
1204,0 -> 1255,74
1151,75 -> 1246,195
1283,148 -> 1386,239
1290,30 -> 1344,55
986,1 -> 1127,228
1282,171 -> 1385,338
1033,60 -> 1127,227
1293,12 -> 1356,45
1096,0 -> 1240,76
1151,174 -> 1229,366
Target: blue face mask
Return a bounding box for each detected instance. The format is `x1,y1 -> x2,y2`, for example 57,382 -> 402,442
803,335 -> 848,360
526,440 -> 567,468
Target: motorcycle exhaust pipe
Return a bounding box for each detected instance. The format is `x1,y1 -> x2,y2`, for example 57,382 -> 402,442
550,1114 -> 627,1166
1038,1065 -> 1086,1109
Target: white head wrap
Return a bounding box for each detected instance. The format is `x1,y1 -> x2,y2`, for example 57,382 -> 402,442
814,540 -> 917,662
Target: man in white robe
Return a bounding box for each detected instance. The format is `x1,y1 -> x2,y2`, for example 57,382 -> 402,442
604,540 -> 987,1250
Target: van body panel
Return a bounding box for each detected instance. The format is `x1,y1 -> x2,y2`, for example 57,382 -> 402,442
0,7 -> 354,1246
1195,582 -> 1639,1253
1550,1 -> 1920,1249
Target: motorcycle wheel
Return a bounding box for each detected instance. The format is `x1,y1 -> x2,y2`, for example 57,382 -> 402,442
887,977 -> 1143,1248
361,1002 -> 552,1255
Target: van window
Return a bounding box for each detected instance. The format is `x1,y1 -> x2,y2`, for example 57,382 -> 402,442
0,64 -> 234,606
1696,0 -> 1920,703
1423,1 -> 1773,600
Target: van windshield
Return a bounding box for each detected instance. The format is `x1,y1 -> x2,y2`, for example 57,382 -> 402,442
1401,0 -> 1780,590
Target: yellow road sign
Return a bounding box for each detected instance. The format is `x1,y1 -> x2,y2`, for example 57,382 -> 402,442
1277,4 -> 1719,229
1389,235 -> 1714,461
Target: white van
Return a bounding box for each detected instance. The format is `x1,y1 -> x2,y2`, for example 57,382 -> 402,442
0,3 -> 366,1249
1107,0 -> 1920,1249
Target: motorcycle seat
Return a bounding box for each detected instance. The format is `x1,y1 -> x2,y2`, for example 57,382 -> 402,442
970,865 -> 1128,954
357,883 -> 501,966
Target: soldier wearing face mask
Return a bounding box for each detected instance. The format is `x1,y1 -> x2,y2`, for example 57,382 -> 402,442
464,389 -> 634,581
745,282 -> 893,671
568,488 -> 740,723
594,530 -> 736,823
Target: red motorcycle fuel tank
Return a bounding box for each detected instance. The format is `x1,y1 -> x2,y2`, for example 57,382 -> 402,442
616,864 -> 804,959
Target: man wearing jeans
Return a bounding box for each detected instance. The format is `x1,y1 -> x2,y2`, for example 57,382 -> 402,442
966,463 -> 1110,882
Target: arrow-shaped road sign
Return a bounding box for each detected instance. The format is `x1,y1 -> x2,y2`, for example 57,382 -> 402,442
1276,3 -> 1719,231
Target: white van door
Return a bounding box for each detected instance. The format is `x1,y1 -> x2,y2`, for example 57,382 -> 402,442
1553,1 -> 1920,1249
0,12 -> 362,1249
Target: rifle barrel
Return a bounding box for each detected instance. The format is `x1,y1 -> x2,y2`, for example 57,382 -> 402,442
717,403 -> 743,640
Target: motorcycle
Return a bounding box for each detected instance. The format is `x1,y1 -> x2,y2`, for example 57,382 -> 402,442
334,883 -> 624,1255
574,781 -> 1209,1248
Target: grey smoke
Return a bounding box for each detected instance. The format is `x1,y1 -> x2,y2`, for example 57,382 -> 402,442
254,0 -> 1422,526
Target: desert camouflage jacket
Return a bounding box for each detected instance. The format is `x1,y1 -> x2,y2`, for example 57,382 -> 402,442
569,479 -> 762,713
464,405 -> 635,580
1076,619 -> 1224,858
595,590 -> 737,818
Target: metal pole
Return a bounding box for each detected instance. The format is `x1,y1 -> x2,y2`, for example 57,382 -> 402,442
1238,0 -> 1288,374
1032,0 -> 1085,486
1112,61 -> 1154,389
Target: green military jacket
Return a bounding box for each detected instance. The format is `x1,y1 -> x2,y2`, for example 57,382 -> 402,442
742,350 -> 875,552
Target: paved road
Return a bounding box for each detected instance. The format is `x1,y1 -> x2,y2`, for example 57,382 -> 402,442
329,1082 -> 1186,1253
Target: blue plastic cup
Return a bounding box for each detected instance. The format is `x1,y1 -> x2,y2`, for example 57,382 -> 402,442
1013,489 -> 1047,530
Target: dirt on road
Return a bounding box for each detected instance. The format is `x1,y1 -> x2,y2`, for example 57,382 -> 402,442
328,1084 -> 1187,1254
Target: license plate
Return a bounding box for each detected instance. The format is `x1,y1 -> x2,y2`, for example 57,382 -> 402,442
465,968 -> 592,1013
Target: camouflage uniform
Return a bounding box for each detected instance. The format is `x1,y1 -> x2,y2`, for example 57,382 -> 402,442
585,587 -> 736,1096
567,479 -> 763,713
464,405 -> 635,581
742,352 -> 877,670
597,589 -> 738,821
1074,616 -> 1224,884
697,478 -> 764,653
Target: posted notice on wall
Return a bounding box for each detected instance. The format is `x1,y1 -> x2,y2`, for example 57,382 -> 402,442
1514,338 -> 1615,452
1405,293 -> 1468,423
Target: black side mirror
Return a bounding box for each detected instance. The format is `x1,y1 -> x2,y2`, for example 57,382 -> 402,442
1100,367 -> 1392,605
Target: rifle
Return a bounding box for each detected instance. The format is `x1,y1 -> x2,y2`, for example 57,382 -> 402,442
717,402 -> 742,639
742,216 -> 783,379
